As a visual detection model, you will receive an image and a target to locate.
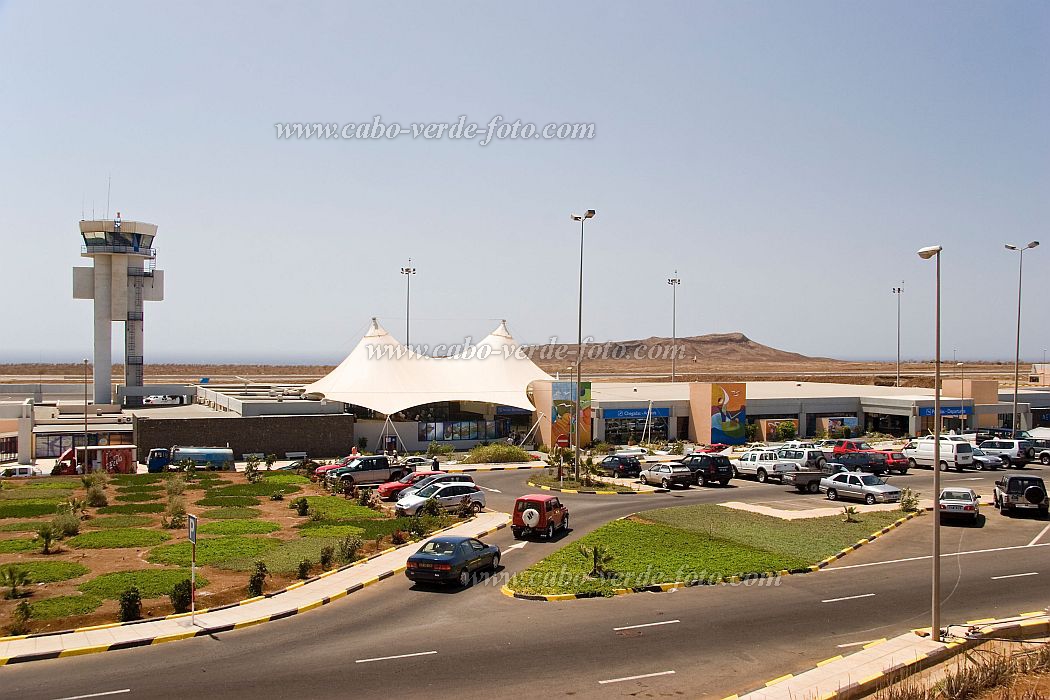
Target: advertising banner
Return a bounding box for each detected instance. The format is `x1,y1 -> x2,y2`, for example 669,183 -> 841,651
552,381 -> 592,448
711,383 -> 746,444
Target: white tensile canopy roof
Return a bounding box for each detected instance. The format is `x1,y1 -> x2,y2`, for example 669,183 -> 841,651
303,319 -> 553,416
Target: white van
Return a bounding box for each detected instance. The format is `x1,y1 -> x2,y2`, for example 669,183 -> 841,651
902,438 -> 974,471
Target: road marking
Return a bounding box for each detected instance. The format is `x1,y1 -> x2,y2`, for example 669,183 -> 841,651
822,593 -> 875,603
827,542 -> 1050,571
836,638 -> 881,648
52,691 -> 131,700
945,477 -> 983,482
1029,523 -> 1050,547
613,619 -> 681,631
991,572 -> 1039,580
477,486 -> 501,493
503,542 -> 527,553
598,670 -> 676,685
355,651 -> 437,663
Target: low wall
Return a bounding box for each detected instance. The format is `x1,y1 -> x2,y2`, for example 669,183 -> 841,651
133,414 -> 355,461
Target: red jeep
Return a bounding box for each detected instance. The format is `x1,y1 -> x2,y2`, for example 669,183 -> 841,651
832,439 -> 874,455
512,494 -> 569,539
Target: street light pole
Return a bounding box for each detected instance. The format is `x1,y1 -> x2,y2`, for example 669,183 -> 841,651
400,260 -> 416,348
892,287 -> 903,387
570,210 -> 595,481
668,272 -> 680,382
83,359 -> 89,472
1005,242 -> 1038,435
917,244 -> 942,641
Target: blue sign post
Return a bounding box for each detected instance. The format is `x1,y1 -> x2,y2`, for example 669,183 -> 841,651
188,514 -> 198,624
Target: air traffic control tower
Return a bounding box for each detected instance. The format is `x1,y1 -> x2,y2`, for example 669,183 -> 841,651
73,214 -> 165,407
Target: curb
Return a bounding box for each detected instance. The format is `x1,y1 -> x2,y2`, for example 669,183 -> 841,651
723,611 -> 1050,700
500,510 -> 923,602
442,464 -> 547,473
526,481 -> 666,496
0,518 -> 510,664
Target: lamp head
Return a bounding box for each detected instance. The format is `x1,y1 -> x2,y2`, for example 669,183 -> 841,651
1027,241 -> 1040,249
1006,244 -> 1018,251
917,245 -> 942,260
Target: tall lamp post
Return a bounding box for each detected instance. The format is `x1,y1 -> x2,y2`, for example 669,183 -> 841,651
570,210 -> 595,481
82,359 -> 89,472
892,286 -> 903,387
668,272 -> 681,382
917,244 -> 942,641
400,259 -> 416,348
1005,242 -> 1038,436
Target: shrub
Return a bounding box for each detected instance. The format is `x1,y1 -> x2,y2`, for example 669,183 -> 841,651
1,565 -> 30,599
339,535 -> 363,562
270,493 -> 284,501
244,456 -> 261,484
426,441 -> 454,457
162,494 -> 187,529
461,443 -> 532,464
669,441 -> 685,455
65,497 -> 88,518
118,586 -> 142,621
164,475 -> 186,498
162,513 -> 187,529
419,497 -> 442,517
842,506 -> 860,523
319,544 -> 335,570
247,561 -> 269,596
292,497 -> 309,516
391,529 -> 409,545
86,485 -> 108,508
356,437 -> 368,451
264,454 -> 277,470
579,543 -> 614,577
52,510 -> 81,538
36,522 -> 59,554
9,600 -> 31,635
899,487 -> 921,513
297,559 -> 312,580
169,578 -> 192,613
358,488 -> 380,510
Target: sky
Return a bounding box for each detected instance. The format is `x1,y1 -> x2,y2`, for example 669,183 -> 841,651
1,1 -> 1047,364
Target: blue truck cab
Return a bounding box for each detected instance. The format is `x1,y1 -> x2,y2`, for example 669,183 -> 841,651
148,446 -> 235,472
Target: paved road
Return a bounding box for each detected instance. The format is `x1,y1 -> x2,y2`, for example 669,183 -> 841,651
3,466 -> 1048,700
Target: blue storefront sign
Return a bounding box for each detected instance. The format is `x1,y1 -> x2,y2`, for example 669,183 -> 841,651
602,407 -> 671,419
918,406 -> 973,417
495,406 -> 532,415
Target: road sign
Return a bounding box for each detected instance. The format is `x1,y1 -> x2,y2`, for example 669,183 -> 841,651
556,434 -> 570,448
188,514 -> 198,624
187,513 -> 198,544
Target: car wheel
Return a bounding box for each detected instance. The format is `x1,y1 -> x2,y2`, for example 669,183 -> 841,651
699,476 -> 707,487
907,458 -> 917,469
898,469 -> 909,475
733,467 -> 741,479
491,553 -> 500,571
827,489 -> 838,501
973,462 -> 983,471
1026,447 -> 1036,459
546,523 -> 555,539
1042,454 -> 1050,466
720,479 -> 731,487
458,569 -> 472,587
470,501 -> 482,514
756,469 -> 768,483
562,514 -> 570,531
807,482 -> 820,494
661,479 -> 671,489
939,461 -> 949,472
865,494 -> 876,505
817,458 -> 827,468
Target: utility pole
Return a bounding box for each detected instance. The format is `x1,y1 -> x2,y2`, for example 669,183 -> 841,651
400,260 -> 416,348
667,272 -> 680,382
570,210 -> 595,481
892,286 -> 903,387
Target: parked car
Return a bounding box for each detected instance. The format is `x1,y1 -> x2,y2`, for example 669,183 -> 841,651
969,447 -> 1005,471
775,448 -> 828,470
276,458 -> 320,472
676,453 -> 733,486
784,462 -> 854,493
831,439 -> 875,455
323,455 -> 404,486
901,438 -> 974,471
993,475 -> 1049,517
981,428 -> 1032,441
597,455 -> 642,478
0,466 -> 40,479
398,456 -> 434,470
398,473 -> 475,499
376,471 -> 442,500
638,464 -> 694,489
938,488 -> 981,525
1025,439 -> 1050,466
313,456 -> 358,479
829,451 -> 891,476
733,449 -> 785,483
395,482 -> 486,516
872,450 -> 909,475
404,536 -> 500,587
978,439 -> 1034,467
780,440 -> 816,450
819,472 -> 901,505
511,494 -> 569,539
615,447 -> 649,458
697,443 -> 730,453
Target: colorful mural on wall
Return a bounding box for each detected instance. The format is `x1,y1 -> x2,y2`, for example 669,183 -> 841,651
711,383 -> 746,445
551,381 -> 592,448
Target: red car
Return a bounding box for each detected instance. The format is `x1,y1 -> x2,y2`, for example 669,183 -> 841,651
312,456 -> 357,480
831,439 -> 874,455
512,494 -> 569,539
376,471 -> 442,500
873,450 -> 909,475
698,443 -> 729,453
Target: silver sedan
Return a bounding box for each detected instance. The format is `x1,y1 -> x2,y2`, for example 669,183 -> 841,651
938,487 -> 980,524
819,472 -> 900,505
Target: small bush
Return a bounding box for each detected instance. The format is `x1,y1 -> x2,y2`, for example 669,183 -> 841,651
169,578 -> 192,613
162,513 -> 187,529
358,488 -> 380,509
244,456 -> 261,484
247,561 -> 269,596
899,487 -> 921,513
264,454 -> 277,470
461,443 -> 532,464
419,497 -> 442,517
52,510 -> 81,538
842,506 -> 860,523
426,441 -> 454,457
270,493 -> 284,501
118,586 -> 142,621
86,485 -> 108,507
164,475 -> 186,498
36,522 -> 59,554
9,600 -> 32,635
319,544 -> 335,570
339,535 -> 363,562
297,559 -> 312,580
292,497 -> 309,517
391,529 -> 409,545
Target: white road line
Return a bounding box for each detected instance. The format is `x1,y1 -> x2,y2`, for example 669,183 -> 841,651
991,572 -> 1039,580
598,670 -> 676,685
945,477 -> 983,482
836,639 -> 881,648
613,619 -> 681,631
822,593 -> 876,603
477,486 -> 501,493
355,651 -> 437,664
52,691 -> 131,700
1029,523 -> 1050,547
503,542 -> 527,553
826,542 -> 1050,571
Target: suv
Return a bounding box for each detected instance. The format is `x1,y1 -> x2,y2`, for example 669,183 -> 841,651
872,450 -> 909,475
1027,439 -> 1050,466
832,439 -> 874,454
775,448 -> 828,470
677,453 -> 733,486
323,456 -> 404,486
829,451 -> 889,476
394,482 -> 486,516
981,428 -> 1032,441
399,473 -> 475,499
597,455 -> 642,478
978,439 -> 1034,467
511,494 -> 569,539
993,475 -> 1049,517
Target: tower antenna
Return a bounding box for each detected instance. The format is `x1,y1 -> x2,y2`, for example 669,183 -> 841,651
105,174 -> 111,219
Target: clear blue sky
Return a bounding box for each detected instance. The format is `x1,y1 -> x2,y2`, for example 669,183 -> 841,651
1,1 -> 1047,363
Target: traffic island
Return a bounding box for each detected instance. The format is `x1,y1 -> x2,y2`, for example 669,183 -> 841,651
526,474 -> 660,495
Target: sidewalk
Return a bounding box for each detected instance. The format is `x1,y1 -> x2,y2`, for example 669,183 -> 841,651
0,511 -> 510,666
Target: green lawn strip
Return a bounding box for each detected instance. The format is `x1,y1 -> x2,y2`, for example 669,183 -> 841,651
207,482 -> 301,498
79,568 -> 207,599
0,560 -> 89,583
526,474 -> 636,493
296,523 -> 366,539
8,478 -> 83,490
300,497 -> 385,521
0,520 -> 50,532
114,484 -> 164,494
110,474 -> 166,486
199,506 -> 262,520
197,519 -> 281,536
193,495 -> 261,507
0,501 -> 62,518
97,503 -> 166,515
297,515 -> 455,540
638,504 -> 905,564
67,528 -> 171,549
89,515 -> 156,529
0,537 -> 37,553
0,488 -> 74,501
114,492 -> 164,503
30,595 -> 104,619
148,536 -> 280,568
226,536 -> 341,574
260,473 -> 310,485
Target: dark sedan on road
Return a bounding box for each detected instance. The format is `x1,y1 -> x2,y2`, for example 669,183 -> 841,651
405,536 -> 500,587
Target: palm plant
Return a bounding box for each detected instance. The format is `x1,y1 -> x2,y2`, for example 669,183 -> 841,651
1,566 -> 31,599
579,543 -> 614,578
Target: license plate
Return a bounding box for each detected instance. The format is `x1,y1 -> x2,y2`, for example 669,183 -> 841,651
945,505 -> 963,511
1016,503 -> 1037,509
417,562 -> 433,569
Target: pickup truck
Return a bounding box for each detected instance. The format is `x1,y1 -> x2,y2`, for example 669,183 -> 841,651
323,455 -> 405,487
733,449 -> 792,483
783,463 -> 853,493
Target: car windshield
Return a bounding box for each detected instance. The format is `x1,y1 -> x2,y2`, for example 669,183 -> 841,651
941,490 -> 973,501
972,448 -> 986,456
857,442 -> 873,450
419,540 -> 456,556
860,475 -> 884,486
416,484 -> 441,498
397,473 -> 417,484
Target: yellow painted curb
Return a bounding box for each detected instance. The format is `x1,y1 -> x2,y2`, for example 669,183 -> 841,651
58,645 -> 110,658
766,673 -> 793,687
863,638 -> 887,649
817,655 -> 843,667
152,631 -> 198,645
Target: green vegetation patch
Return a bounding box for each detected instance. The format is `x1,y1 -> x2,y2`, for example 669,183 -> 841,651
296,523 -> 366,539
207,482 -> 301,498
0,537 -> 37,553
114,491 -> 164,503
67,528 -> 171,549
527,474 -> 637,493
110,474 -> 165,486
148,536 -> 280,568
15,478 -> 83,490
30,594 -> 103,619
260,473 -> 310,485
230,536 -> 340,574
301,497 -> 384,521
461,443 -> 535,464
0,488 -> 74,501
197,519 -> 281,536
115,484 -> 164,494
193,495 -> 261,507
0,501 -> 61,518
3,560 -> 89,583
89,515 -> 155,529
0,520 -> 50,532
79,568 -> 207,599
97,503 -> 166,515
199,506 -> 262,520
